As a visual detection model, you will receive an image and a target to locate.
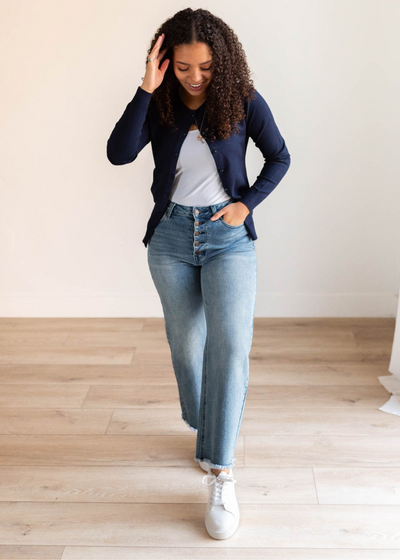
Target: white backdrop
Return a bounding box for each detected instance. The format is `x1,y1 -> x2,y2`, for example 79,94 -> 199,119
0,0 -> 399,317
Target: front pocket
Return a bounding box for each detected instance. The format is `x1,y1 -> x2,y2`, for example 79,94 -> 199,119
219,216 -> 245,229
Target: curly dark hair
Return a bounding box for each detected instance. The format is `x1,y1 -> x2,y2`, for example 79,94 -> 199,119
144,8 -> 256,142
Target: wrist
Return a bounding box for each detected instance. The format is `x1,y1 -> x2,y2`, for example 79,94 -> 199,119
140,84 -> 154,94
236,201 -> 250,216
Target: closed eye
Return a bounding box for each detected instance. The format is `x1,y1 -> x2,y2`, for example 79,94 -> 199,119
178,67 -> 211,72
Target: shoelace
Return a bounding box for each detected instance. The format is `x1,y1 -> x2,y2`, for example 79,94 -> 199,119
201,473 -> 237,507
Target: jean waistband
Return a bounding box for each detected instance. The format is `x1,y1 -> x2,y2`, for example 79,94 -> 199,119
165,197 -> 235,217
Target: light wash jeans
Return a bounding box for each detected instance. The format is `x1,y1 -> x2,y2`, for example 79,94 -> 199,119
147,197 -> 257,470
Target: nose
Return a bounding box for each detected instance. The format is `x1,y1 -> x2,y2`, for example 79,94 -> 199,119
190,71 -> 203,83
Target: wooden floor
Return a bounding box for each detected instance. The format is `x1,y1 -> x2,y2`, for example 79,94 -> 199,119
0,317 -> 399,560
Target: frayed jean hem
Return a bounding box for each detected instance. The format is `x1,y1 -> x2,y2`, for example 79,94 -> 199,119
182,415 -> 237,469
182,414 -> 198,433
193,453 -> 237,470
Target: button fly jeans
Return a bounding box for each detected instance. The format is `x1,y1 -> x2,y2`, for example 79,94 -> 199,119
147,197 -> 257,470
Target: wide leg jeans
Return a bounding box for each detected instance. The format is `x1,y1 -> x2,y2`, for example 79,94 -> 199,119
147,197 -> 257,470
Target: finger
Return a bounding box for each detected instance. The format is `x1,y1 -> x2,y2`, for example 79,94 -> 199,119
160,59 -> 169,74
158,48 -> 167,61
148,38 -> 160,61
152,33 -> 164,57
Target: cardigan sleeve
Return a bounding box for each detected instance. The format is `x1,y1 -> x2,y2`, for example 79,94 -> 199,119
240,89 -> 291,212
106,86 -> 153,165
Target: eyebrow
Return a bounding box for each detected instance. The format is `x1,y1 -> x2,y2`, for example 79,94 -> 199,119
176,59 -> 212,66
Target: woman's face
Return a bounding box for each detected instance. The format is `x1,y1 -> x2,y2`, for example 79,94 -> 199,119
173,41 -> 213,97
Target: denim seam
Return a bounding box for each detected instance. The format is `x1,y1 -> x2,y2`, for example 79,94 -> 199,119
233,383 -> 249,453
199,335 -> 208,458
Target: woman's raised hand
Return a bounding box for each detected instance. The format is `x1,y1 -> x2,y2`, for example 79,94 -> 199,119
140,33 -> 170,94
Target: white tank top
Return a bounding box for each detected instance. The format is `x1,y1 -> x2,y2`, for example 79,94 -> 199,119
169,128 -> 231,206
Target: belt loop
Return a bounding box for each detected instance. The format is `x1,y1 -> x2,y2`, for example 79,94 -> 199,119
167,201 -> 176,218
212,199 -> 231,214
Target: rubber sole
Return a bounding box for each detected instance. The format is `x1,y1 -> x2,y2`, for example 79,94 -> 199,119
205,511 -> 240,539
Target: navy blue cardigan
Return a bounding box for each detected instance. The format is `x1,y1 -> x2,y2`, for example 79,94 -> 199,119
107,85 -> 291,247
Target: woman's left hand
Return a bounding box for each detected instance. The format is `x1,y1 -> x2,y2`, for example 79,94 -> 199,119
210,201 -> 250,226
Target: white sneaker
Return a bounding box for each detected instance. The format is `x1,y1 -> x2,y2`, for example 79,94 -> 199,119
201,468 -> 240,539
198,460 -> 210,472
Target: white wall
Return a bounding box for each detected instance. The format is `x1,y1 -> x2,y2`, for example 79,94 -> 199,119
0,0 -> 399,317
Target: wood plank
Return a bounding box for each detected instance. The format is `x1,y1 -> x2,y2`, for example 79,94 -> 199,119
0,435 -> 244,467
0,503 -> 399,548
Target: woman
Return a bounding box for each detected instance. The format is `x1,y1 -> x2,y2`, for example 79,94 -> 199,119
107,8 -> 291,540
